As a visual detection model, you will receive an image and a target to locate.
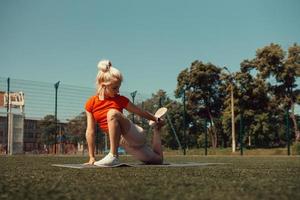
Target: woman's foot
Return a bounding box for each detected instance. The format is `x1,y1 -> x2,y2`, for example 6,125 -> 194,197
153,119 -> 165,131
94,153 -> 120,166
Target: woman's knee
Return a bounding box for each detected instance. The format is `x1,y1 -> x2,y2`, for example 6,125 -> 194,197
107,109 -> 131,132
107,109 -> 122,121
145,155 -> 163,165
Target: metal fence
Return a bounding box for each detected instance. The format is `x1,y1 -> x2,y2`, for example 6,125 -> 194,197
0,77 -> 299,155
0,77 -> 155,154
0,78 -> 93,121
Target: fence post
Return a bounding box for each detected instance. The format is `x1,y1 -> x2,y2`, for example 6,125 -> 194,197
286,108 -> 291,156
205,119 -> 208,156
6,78 -> 10,155
130,91 -> 137,123
183,89 -> 186,155
54,81 -> 60,154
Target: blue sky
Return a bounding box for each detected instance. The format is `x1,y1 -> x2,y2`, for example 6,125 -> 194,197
1,0 -> 299,99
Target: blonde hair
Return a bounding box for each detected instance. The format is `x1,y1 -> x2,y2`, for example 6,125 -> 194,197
96,60 -> 123,99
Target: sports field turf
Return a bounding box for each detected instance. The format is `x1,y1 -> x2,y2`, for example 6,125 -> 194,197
1,155 -> 299,200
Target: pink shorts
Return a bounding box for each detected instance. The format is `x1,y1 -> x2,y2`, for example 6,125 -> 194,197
119,121 -> 157,163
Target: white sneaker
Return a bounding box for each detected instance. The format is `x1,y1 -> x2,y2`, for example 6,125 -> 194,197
94,153 -> 120,166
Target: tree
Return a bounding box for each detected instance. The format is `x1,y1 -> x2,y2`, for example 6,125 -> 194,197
65,112 -> 87,145
147,100 -> 186,149
235,70 -> 279,147
175,61 -> 225,148
131,90 -> 172,127
38,115 -> 57,152
241,43 -> 300,142
133,90 -> 184,149
284,44 -> 300,140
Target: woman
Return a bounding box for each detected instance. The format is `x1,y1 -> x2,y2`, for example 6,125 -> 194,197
85,60 -> 164,166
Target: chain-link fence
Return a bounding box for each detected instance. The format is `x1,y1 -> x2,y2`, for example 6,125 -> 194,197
0,77 -> 158,155
0,77 -> 299,155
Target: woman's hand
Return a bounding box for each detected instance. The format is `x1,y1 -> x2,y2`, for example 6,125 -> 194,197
84,157 -> 96,165
154,117 -> 165,130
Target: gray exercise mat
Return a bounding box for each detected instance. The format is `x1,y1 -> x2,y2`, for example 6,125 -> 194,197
52,162 -> 226,169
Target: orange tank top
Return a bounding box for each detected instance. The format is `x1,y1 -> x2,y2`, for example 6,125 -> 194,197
85,95 -> 129,132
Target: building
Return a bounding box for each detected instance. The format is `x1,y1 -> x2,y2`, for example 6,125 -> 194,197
0,115 -> 42,153
0,115 -> 79,154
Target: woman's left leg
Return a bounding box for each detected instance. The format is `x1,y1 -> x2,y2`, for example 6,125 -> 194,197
120,122 -> 163,164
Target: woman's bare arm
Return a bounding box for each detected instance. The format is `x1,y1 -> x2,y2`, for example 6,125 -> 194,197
85,111 -> 96,164
126,101 -> 157,121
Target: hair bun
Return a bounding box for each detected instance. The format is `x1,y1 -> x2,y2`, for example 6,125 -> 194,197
98,60 -> 112,72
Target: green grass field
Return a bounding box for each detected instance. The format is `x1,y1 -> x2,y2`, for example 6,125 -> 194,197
1,155 -> 299,200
